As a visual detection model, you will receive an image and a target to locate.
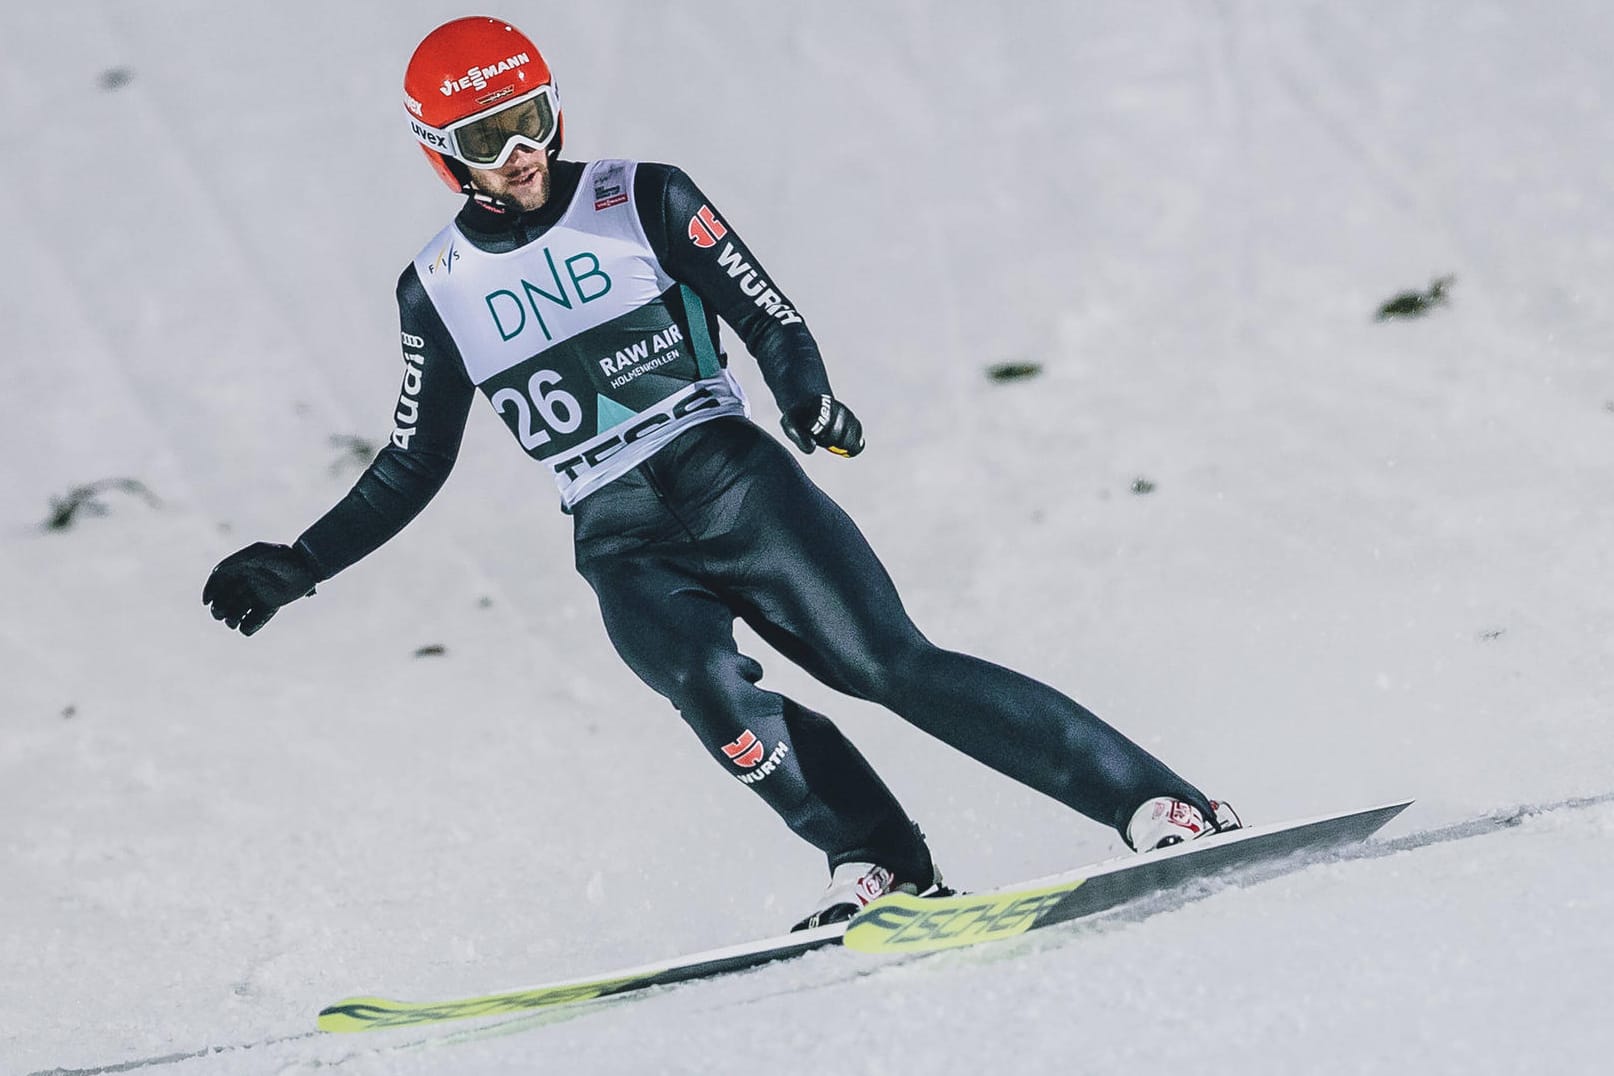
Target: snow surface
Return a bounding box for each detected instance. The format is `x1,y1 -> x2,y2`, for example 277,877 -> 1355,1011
3,1 -> 1612,1073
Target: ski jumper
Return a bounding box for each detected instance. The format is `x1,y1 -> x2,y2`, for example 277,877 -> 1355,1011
295,159 -> 1215,879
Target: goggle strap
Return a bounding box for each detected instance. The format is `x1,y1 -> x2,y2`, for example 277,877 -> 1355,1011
407,85 -> 557,169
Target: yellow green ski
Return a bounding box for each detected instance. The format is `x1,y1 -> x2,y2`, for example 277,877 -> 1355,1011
318,800 -> 1410,1032
317,923 -> 844,1032
842,799 -> 1413,955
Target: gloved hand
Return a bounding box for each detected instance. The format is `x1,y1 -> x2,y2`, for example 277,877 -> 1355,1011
202,542 -> 320,636
781,394 -> 864,457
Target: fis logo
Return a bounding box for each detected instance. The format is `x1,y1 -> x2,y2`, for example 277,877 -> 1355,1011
721,730 -> 765,768
687,204 -> 727,249
439,53 -> 532,96
427,242 -> 460,276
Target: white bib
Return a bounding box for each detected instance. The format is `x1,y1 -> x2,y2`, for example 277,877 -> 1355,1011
413,159 -> 748,506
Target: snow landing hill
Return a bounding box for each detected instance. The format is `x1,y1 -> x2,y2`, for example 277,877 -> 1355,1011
3,2 -> 1612,1074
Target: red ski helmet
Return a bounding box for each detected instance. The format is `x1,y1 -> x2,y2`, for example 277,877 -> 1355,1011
403,17 -> 564,193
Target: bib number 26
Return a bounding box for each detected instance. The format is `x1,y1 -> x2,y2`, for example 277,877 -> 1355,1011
490,370 -> 582,452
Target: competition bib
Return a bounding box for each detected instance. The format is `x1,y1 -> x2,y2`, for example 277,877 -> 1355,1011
413,159 -> 748,506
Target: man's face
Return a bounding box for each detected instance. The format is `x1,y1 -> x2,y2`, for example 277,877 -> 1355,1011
467,144 -> 551,211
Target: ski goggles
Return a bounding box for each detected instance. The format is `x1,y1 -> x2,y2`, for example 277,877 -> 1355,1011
409,84 -> 559,170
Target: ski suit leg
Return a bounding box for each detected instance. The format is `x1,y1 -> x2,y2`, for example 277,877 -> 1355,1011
697,423 -> 1214,835
573,496 -> 933,881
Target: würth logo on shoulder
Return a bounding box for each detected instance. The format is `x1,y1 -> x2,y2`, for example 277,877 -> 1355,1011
721,729 -> 765,768
687,204 -> 728,249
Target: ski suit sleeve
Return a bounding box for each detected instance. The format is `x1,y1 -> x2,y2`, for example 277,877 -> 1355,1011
633,163 -> 833,412
293,266 -> 475,580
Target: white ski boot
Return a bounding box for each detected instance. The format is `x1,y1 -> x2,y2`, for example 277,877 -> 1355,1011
791,861 -> 950,931
1125,797 -> 1242,852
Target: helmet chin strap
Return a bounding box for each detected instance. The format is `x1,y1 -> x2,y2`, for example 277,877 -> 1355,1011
450,143 -> 562,216
461,182 -> 519,215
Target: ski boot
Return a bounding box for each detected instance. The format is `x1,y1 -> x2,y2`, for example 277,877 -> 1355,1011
1125,797 -> 1242,852
791,861 -> 951,931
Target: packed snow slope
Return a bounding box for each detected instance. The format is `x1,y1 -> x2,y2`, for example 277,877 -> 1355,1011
4,1 -> 1612,1073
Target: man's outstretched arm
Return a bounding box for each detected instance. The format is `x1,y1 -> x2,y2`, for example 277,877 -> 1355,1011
203,267 -> 476,635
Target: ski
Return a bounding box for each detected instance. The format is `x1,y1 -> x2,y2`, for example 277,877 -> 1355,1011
318,800 -> 1410,1031
843,799 -> 1413,955
317,923 -> 845,1032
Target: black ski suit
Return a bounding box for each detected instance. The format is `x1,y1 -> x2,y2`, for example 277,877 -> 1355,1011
292,159 -> 1214,882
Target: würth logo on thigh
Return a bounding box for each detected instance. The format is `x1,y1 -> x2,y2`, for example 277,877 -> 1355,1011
687,204 -> 728,249
721,730 -> 765,768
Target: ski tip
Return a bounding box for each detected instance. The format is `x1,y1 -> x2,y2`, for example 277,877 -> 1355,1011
1376,798 -> 1417,819
1279,798 -> 1415,838
317,996 -> 400,1033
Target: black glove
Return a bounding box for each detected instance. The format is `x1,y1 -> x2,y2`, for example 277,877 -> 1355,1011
781,394 -> 864,457
202,542 -> 320,636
